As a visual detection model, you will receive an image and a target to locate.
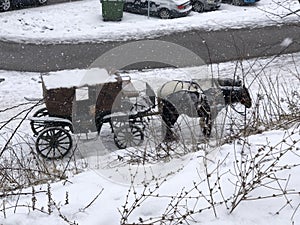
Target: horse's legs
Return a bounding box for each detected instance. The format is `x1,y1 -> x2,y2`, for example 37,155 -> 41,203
161,100 -> 179,141
200,114 -> 212,137
198,99 -> 212,138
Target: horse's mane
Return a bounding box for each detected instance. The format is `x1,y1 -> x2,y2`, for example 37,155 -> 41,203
216,78 -> 242,87
189,78 -> 242,92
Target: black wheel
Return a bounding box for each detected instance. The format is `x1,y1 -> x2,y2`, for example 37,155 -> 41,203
36,127 -> 72,159
192,1 -> 204,12
232,0 -> 242,6
36,0 -> 47,5
158,8 -> 171,19
31,108 -> 72,135
114,124 -> 144,149
30,108 -> 49,135
0,0 -> 11,11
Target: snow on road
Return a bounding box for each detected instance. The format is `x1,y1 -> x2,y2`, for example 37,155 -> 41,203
0,0 -> 299,43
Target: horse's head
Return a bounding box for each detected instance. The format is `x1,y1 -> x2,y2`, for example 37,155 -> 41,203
221,85 -> 252,108
239,85 -> 252,108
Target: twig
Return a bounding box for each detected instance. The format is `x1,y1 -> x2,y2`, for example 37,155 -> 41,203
80,188 -> 104,211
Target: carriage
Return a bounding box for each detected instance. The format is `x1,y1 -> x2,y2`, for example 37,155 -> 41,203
29,68 -> 251,160
29,68 -> 156,159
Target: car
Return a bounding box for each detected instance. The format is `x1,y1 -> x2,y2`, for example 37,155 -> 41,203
221,0 -> 258,6
0,0 -> 47,12
123,0 -> 192,19
190,0 -> 221,13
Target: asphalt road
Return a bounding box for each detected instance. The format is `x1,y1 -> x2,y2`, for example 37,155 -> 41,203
0,23 -> 299,72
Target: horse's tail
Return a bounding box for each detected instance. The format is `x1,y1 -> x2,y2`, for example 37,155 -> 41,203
198,94 -> 213,137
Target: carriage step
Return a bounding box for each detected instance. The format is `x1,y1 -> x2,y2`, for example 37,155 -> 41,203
29,116 -> 72,125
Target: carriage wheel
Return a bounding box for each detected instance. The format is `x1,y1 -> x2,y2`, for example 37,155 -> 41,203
30,108 -> 49,135
35,127 -> 72,159
113,124 -> 144,149
31,108 -> 73,135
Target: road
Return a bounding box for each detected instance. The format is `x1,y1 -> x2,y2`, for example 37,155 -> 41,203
0,23 -> 299,72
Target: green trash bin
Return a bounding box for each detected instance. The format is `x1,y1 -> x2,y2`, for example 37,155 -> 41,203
101,0 -> 124,21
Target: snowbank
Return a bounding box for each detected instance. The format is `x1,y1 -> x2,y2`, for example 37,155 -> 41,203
0,0 -> 299,43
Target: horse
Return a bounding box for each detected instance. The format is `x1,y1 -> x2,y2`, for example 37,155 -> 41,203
157,78 -> 252,141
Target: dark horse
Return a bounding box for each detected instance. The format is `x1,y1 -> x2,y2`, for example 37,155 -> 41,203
157,79 -> 252,141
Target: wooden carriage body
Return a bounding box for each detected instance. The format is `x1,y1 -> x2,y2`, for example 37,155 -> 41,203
41,68 -> 156,134
41,68 -> 130,133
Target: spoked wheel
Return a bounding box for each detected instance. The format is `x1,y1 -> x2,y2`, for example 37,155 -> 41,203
192,1 -> 204,12
35,127 -> 72,159
158,8 -> 171,19
113,124 -> 144,149
30,108 -> 49,135
0,0 -> 11,11
31,108 -> 73,135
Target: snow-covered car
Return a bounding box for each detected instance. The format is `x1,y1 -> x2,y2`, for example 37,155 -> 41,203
0,0 -> 47,12
190,0 -> 221,13
222,0 -> 258,6
123,0 -> 192,19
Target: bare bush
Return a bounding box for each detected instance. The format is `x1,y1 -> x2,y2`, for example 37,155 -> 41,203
1,51 -> 300,225
118,125 -> 300,224
229,126 -> 300,213
118,53 -> 300,224
119,153 -> 231,225
258,0 -> 300,21
0,103 -> 86,193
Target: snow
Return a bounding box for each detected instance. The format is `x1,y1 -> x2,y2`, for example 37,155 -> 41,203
281,37 -> 293,47
43,68 -> 116,89
0,0 -> 298,43
0,52 -> 299,225
0,0 -> 300,223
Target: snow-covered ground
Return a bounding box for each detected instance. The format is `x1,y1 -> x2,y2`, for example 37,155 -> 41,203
0,0 -> 299,43
0,52 -> 299,225
0,0 -> 299,223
